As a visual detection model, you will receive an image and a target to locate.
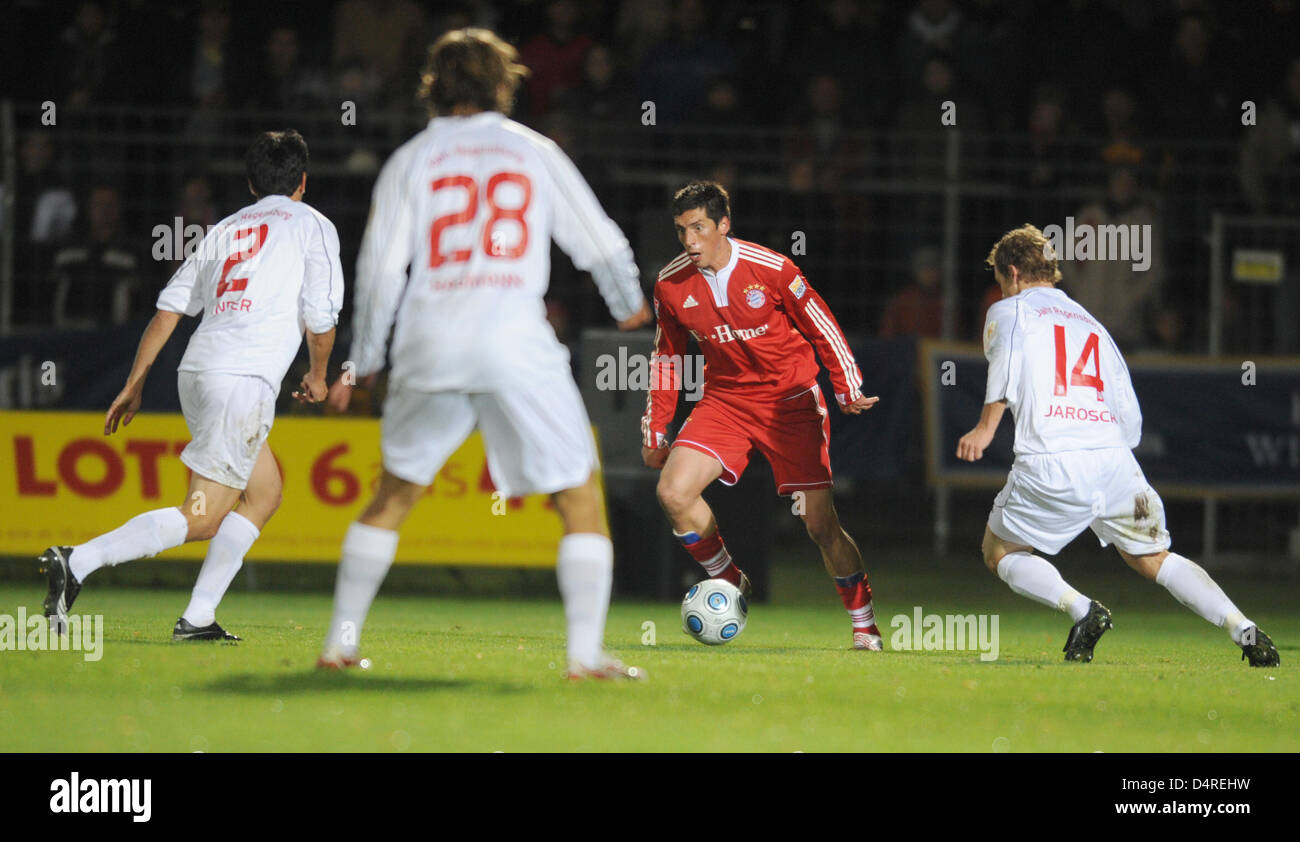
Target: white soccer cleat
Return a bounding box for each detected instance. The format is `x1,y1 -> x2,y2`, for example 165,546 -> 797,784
852,631 -> 884,651
565,654 -> 647,682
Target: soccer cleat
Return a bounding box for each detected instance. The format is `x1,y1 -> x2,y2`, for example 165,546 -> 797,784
1063,600 -> 1112,662
736,570 -> 753,600
172,617 -> 241,641
38,546 -> 82,633
1240,627 -> 1280,667
316,650 -> 371,670
565,654 -> 647,682
853,629 -> 884,651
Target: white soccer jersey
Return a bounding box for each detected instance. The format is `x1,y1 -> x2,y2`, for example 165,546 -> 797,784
983,286 -> 1142,455
157,194 -> 344,393
349,111 -> 644,390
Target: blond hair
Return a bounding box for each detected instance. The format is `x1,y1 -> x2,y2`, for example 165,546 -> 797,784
985,223 -> 1062,284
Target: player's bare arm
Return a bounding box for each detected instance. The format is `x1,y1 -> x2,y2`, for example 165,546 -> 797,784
104,309 -> 183,435
957,399 -> 1007,461
293,328 -> 336,403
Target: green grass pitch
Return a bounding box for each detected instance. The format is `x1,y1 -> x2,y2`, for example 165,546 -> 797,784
0,560 -> 1295,752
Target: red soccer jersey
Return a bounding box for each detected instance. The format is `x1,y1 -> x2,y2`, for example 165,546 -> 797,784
641,237 -> 864,447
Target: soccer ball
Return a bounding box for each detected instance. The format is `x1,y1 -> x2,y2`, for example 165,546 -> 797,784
681,579 -> 748,645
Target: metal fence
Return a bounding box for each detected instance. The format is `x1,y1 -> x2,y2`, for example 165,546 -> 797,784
2,100 -> 1297,563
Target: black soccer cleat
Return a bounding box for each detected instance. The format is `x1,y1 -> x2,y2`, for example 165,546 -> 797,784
173,617 -> 241,642
39,546 -> 82,633
1063,600 -> 1112,663
1240,627 -> 1280,667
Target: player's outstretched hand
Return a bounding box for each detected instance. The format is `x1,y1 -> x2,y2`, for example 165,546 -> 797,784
617,301 -> 653,331
293,371 -> 328,404
956,426 -> 995,462
839,395 -> 880,415
104,385 -> 143,435
642,444 -> 669,470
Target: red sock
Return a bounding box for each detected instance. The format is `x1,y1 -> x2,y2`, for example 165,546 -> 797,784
834,571 -> 879,635
676,529 -> 742,586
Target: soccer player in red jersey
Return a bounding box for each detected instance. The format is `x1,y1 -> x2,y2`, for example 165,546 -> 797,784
641,181 -> 884,650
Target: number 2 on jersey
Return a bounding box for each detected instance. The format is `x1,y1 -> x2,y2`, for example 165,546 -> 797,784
1053,324 -> 1104,399
429,173 -> 531,268
217,224 -> 268,297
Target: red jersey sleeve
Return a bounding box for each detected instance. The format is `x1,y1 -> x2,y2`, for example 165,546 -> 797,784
641,285 -> 690,447
776,265 -> 864,405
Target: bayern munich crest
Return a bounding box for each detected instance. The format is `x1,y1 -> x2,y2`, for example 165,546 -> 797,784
744,285 -> 766,308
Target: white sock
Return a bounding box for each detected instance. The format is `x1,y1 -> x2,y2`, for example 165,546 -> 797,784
71,507 -> 189,581
322,522 -> 400,657
1156,553 -> 1252,643
997,551 -> 1092,622
182,511 -> 259,628
556,533 -> 614,670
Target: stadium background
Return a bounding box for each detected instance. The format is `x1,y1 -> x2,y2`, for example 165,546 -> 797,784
1,0 -> 1299,595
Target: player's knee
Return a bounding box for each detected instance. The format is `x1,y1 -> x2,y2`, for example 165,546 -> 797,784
802,513 -> 840,548
186,513 -> 222,542
980,534 -> 1003,574
655,477 -> 691,516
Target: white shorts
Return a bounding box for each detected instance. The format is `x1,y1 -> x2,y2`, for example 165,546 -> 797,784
177,372 -> 275,490
988,447 -> 1172,556
381,371 -> 598,498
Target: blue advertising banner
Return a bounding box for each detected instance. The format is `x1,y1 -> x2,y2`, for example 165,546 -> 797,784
921,342 -> 1300,497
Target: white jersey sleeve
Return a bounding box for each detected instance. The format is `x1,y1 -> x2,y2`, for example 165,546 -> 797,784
156,245 -> 207,317
538,140 -> 643,323
300,211 -> 345,334
982,298 -> 1018,405
350,142 -> 418,378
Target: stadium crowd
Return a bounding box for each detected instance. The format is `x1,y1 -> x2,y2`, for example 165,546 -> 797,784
2,0 -> 1298,354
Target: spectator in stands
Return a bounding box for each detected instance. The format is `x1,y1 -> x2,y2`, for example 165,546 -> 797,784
1240,55 -> 1300,215
783,0 -> 889,125
0,133 -> 78,324
1149,12 -> 1238,141
897,0 -> 974,90
787,73 -> 865,193
519,0 -> 593,121
880,246 -> 944,339
51,185 -> 142,328
615,0 -> 672,68
186,0 -> 233,110
1020,82 -> 1078,222
562,42 -> 637,122
1098,87 -> 1146,169
245,26 -> 331,111
637,0 -> 735,123
1065,166 -> 1166,351
45,1 -> 118,109
332,0 -> 427,105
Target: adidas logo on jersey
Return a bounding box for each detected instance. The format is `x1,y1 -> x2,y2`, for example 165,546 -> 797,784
683,295 -> 698,308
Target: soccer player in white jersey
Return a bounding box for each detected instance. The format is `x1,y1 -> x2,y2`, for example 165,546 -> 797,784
958,224 -> 1279,666
39,130 -> 343,641
318,29 -> 652,679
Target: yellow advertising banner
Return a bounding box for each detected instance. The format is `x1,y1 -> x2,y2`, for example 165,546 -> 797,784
0,411 -> 595,567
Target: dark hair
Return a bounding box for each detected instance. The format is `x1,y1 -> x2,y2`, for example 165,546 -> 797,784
418,28 -> 530,115
245,129 -> 308,197
671,181 -> 731,224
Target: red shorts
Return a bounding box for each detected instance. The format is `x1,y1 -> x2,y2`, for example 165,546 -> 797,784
672,384 -> 833,495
